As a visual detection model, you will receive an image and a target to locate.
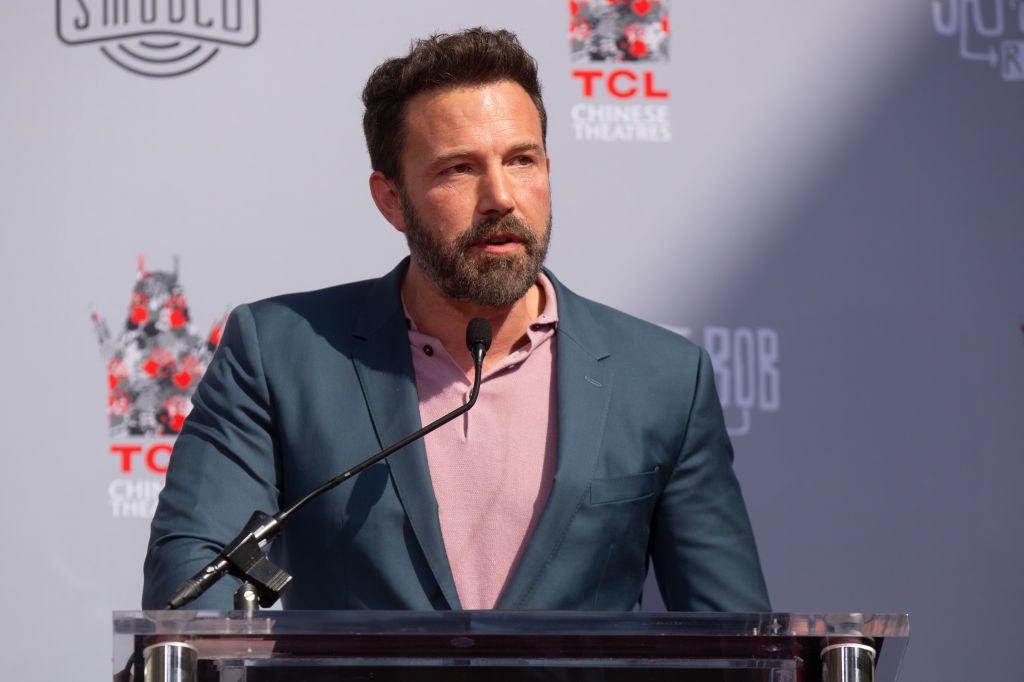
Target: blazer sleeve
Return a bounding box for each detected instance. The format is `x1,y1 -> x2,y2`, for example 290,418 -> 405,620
650,348 -> 771,612
142,303 -> 281,610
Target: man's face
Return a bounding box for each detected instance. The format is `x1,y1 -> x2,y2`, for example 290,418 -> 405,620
394,80 -> 552,308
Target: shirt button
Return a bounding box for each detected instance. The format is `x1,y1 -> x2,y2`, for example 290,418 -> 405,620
423,344 -> 434,356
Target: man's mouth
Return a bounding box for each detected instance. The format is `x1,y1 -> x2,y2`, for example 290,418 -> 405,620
480,234 -> 520,246
470,233 -> 527,255
458,215 -> 537,255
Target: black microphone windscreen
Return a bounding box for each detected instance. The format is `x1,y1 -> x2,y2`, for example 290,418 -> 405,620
466,317 -> 493,352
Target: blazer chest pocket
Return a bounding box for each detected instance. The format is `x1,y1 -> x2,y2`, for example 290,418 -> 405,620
589,468 -> 659,505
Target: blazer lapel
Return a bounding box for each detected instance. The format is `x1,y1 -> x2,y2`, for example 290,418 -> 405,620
350,261 -> 461,609
498,273 -> 613,608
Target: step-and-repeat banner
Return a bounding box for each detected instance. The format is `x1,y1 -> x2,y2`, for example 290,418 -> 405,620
1,2 -> 1022,679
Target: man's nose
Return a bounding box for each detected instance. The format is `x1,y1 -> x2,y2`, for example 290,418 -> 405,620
477,165 -> 515,216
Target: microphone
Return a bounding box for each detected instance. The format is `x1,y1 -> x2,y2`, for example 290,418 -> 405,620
165,317 -> 493,610
467,317 -> 492,370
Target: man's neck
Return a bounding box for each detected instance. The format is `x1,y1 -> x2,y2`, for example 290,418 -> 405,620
402,264 -> 544,377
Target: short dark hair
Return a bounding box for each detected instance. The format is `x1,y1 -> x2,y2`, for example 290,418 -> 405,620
361,28 -> 547,182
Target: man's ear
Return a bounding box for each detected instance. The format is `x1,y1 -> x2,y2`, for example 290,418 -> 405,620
368,171 -> 407,232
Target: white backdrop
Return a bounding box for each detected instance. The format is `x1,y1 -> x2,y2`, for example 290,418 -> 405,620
1,2 -> 1022,680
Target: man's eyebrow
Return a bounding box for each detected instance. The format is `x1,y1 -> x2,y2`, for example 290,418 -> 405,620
507,142 -> 544,156
430,142 -> 544,167
430,149 -> 474,167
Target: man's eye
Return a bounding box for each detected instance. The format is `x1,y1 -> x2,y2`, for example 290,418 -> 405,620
448,163 -> 472,174
511,156 -> 534,166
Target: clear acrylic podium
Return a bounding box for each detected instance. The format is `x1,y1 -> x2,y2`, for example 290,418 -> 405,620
113,610 -> 909,682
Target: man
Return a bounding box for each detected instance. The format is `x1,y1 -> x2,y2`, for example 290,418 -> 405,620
143,28 -> 769,612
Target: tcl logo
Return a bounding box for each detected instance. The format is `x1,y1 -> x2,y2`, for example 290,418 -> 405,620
572,69 -> 669,99
111,443 -> 173,474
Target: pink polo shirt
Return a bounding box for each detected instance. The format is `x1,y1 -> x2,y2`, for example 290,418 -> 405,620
405,275 -> 559,609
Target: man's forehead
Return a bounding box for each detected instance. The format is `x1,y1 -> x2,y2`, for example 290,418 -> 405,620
405,80 -> 536,116
398,81 -> 545,163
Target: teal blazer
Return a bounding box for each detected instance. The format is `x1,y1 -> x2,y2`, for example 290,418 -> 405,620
143,261 -> 769,611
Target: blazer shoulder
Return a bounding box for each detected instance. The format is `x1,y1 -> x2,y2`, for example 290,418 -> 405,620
550,273 -> 702,364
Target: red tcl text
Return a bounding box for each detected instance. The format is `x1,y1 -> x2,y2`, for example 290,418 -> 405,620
571,70 -> 669,99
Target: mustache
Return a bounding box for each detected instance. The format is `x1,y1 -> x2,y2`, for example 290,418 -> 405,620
455,214 -> 539,250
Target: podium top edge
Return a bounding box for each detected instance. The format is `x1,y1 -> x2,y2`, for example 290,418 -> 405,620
112,610 -> 909,638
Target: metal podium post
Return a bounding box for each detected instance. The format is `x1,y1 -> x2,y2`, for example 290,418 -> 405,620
821,642 -> 877,682
143,641 -> 198,682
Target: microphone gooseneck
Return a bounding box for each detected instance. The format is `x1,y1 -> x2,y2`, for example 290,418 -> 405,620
164,317 -> 493,610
